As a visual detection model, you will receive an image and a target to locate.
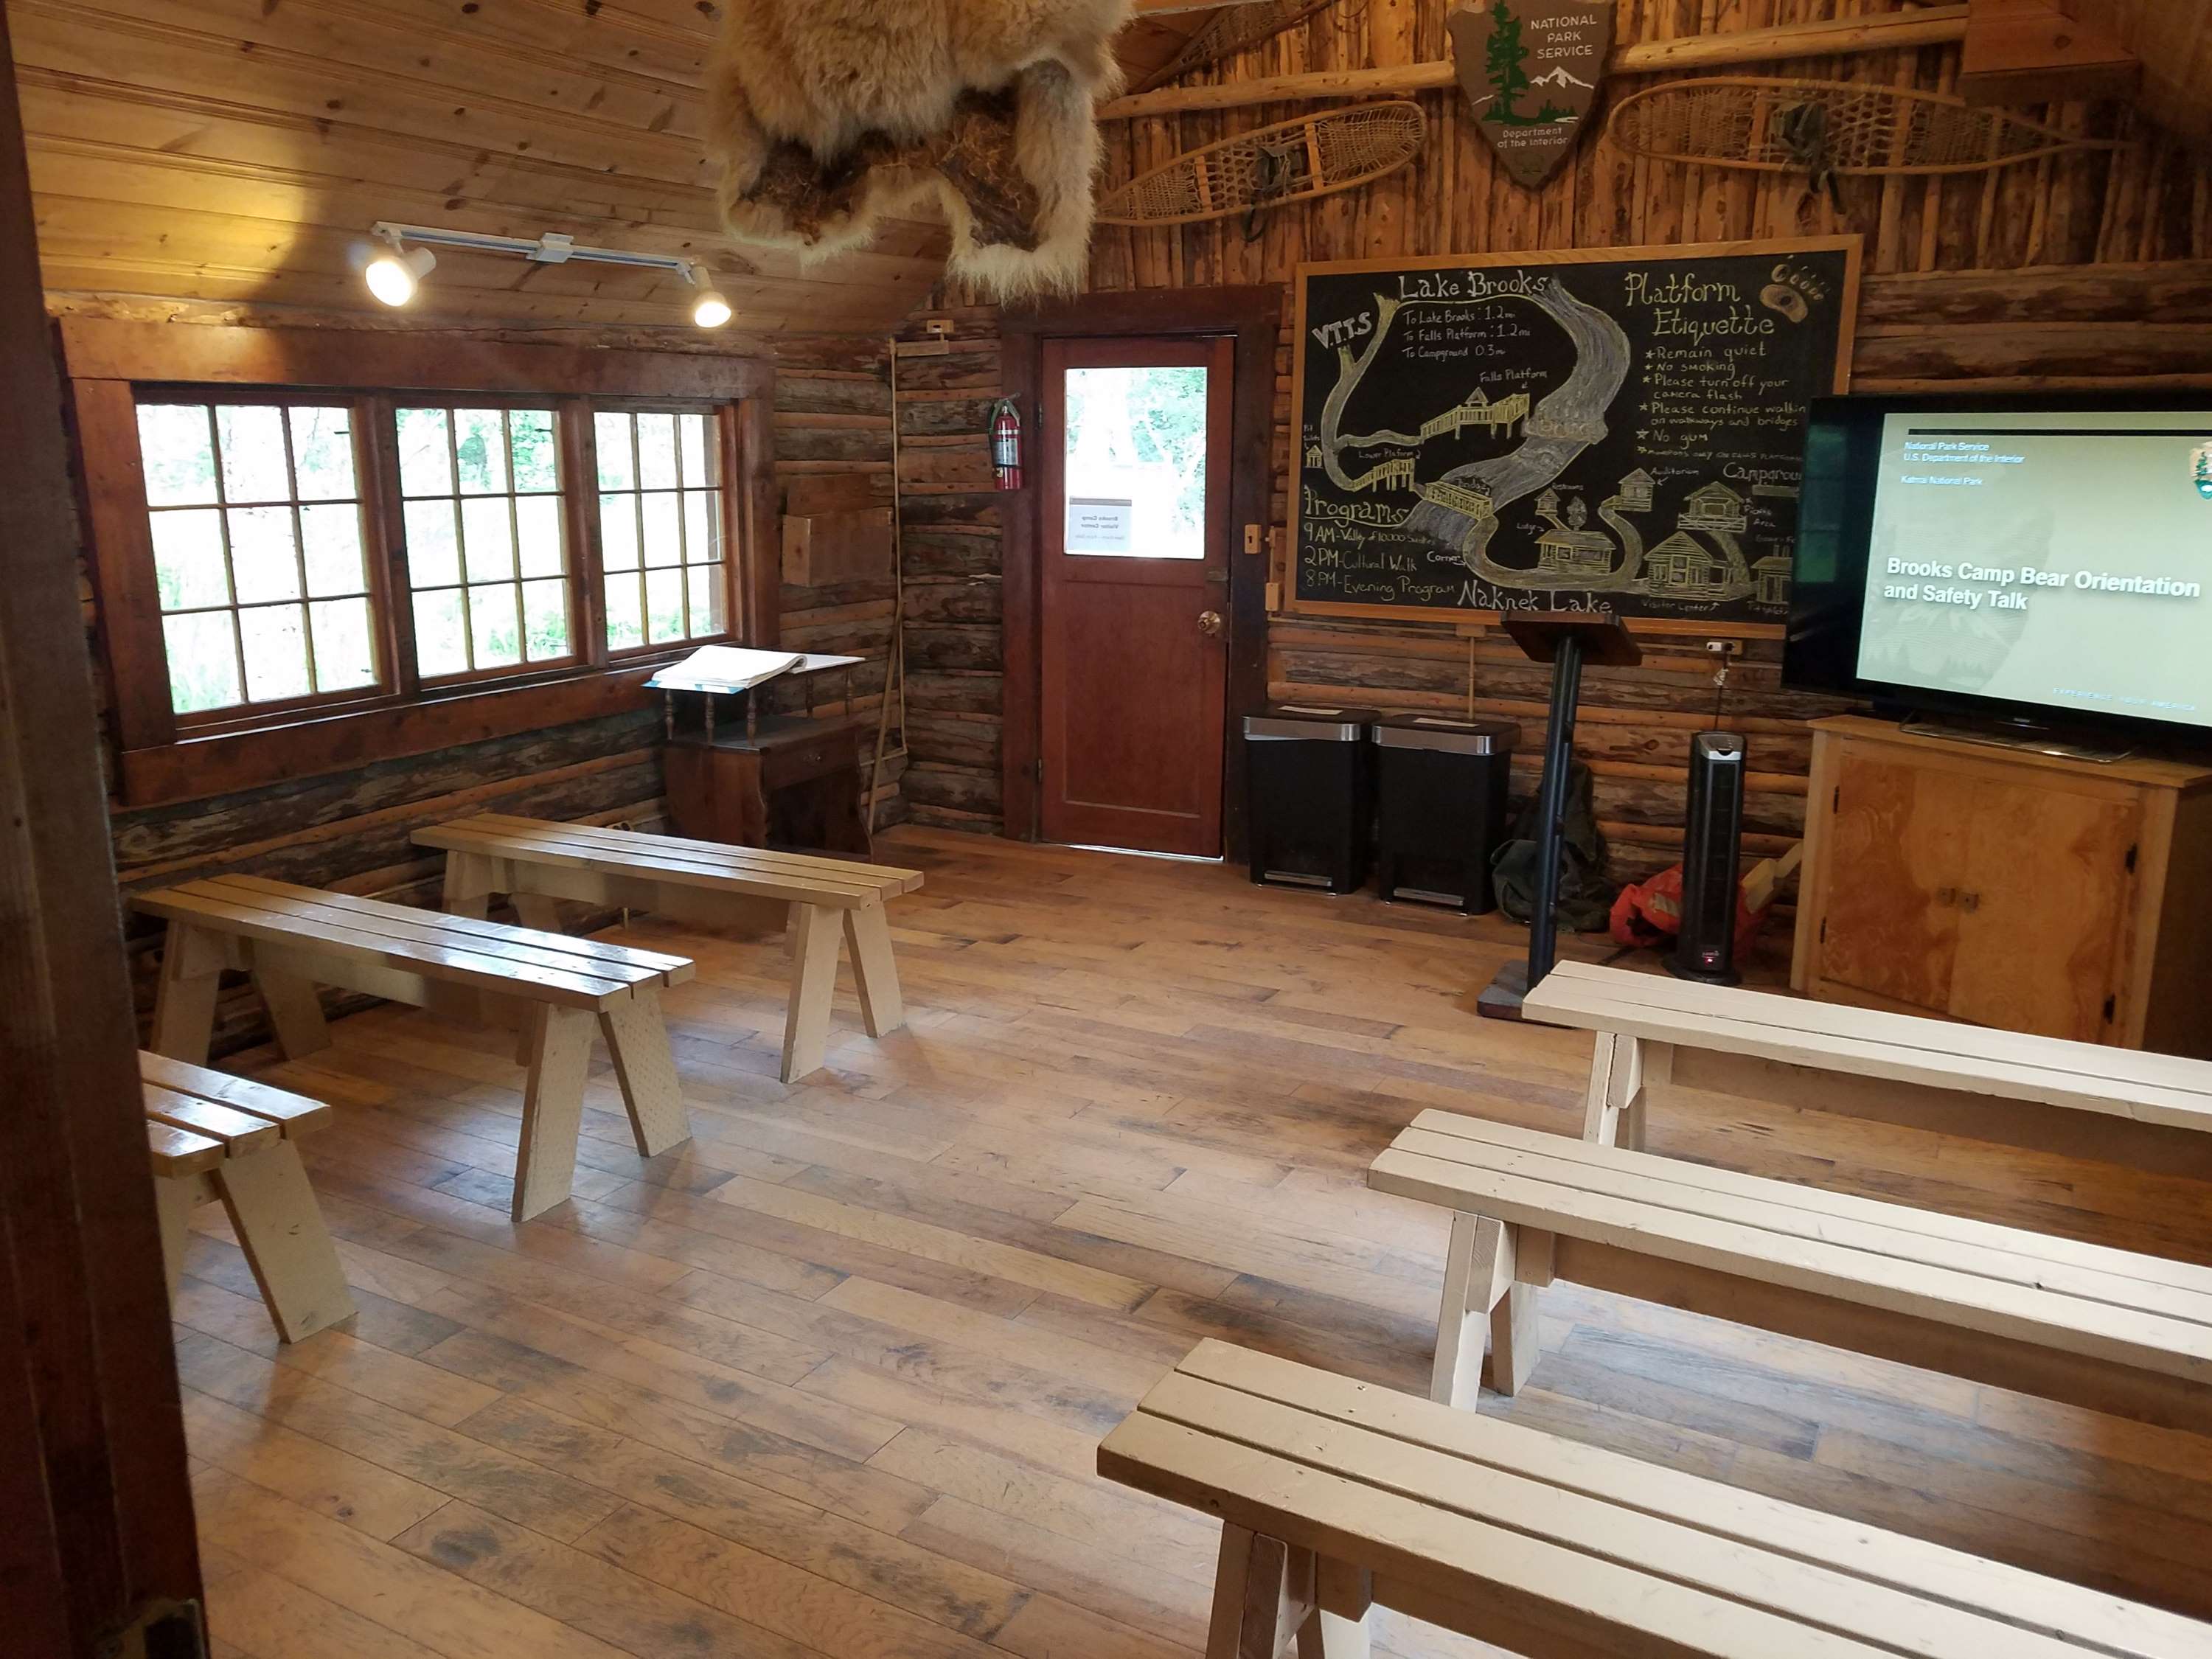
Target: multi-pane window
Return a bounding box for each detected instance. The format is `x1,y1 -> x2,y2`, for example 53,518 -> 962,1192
397,405 -> 573,678
136,400 -> 379,716
596,410 -> 726,651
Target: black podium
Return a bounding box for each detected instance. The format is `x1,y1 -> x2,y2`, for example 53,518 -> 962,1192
1476,611 -> 1641,1021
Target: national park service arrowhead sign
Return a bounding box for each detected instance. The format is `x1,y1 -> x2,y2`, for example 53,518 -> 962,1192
1448,0 -> 1613,189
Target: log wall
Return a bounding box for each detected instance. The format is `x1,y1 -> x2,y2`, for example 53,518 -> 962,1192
903,2 -> 2212,872
47,307 -> 903,1043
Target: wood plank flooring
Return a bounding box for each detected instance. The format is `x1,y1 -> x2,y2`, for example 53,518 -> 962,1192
175,828 -> 2212,1658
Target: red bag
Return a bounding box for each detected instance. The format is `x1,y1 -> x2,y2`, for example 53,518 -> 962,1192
1611,864 -> 1767,958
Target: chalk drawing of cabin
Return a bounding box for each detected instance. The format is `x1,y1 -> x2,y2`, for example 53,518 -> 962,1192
1679,481 -> 1749,533
1421,388 -> 1531,442
1422,479 -> 1497,518
1644,532 -> 1733,597
1537,526 -> 1615,578
1753,552 -> 1793,607
1614,469 -> 1655,511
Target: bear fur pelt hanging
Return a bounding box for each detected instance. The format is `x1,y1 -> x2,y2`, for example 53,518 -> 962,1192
707,0 -> 1133,299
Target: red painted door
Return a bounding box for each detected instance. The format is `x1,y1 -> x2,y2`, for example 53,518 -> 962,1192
1040,335 -> 1234,855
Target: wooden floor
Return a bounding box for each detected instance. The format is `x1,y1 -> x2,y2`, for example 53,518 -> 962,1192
175,828 -> 2212,1659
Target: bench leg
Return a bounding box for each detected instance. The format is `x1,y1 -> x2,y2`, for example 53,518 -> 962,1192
1490,1272 -> 1540,1397
512,892 -> 562,933
1582,1032 -> 1622,1144
1208,1525 -> 1315,1659
212,1142 -> 355,1343
1621,1040 -> 1673,1154
1432,1212 -> 1512,1408
512,1005 -> 597,1222
599,990 -> 692,1158
152,922 -> 226,1065
843,902 -> 906,1038
780,902 -> 841,1083
1309,1559 -> 1373,1658
153,1173 -> 202,1302
442,850 -> 498,920
254,968 -> 331,1058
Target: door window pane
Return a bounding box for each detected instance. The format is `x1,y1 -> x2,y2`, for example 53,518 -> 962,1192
136,397 -> 378,716
399,403 -> 571,679
594,408 -> 726,649
1062,366 -> 1209,560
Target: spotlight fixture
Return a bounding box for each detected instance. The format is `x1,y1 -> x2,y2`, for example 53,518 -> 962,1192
365,234 -> 436,307
690,283 -> 733,330
364,222 -> 736,328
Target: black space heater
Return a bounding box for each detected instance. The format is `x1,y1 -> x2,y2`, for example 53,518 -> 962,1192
1669,731 -> 1747,986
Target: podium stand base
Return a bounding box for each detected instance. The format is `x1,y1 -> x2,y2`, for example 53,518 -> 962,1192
1475,959 -> 1531,1022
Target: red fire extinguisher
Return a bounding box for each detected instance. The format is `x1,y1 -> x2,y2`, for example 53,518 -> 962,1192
990,397 -> 1023,492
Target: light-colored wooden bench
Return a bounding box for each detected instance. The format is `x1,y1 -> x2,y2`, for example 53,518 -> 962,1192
133,874 -> 695,1222
143,1051 -> 353,1343
1368,1110 -> 2212,1430
1101,1340 -> 2212,1659
414,813 -> 922,1083
1527,960 -> 2212,1173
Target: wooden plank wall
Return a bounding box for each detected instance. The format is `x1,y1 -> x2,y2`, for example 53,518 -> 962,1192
903,3 -> 2212,873
894,330 -> 1011,833
46,309 -> 902,1047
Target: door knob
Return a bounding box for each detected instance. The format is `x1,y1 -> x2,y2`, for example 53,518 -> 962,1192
1197,609 -> 1225,638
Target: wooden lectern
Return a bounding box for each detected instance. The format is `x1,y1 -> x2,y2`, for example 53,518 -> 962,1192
1476,611 -> 1641,1021
653,653 -> 872,853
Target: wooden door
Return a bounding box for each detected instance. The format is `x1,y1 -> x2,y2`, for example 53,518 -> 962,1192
1818,753 -> 1975,1012
1039,335 -> 1234,855
0,4 -> 206,1649
1948,781 -> 2138,1042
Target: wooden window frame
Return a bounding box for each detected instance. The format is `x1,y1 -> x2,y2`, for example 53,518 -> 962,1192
585,400 -> 740,661
132,387 -> 399,733
61,320 -> 779,809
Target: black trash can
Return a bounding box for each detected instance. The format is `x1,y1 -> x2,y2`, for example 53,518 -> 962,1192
1243,703 -> 1379,894
1371,714 -> 1520,912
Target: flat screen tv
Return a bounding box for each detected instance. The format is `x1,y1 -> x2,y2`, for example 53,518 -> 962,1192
1784,394 -> 2212,749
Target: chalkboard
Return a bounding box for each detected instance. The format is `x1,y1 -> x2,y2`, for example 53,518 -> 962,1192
1288,237 -> 1861,633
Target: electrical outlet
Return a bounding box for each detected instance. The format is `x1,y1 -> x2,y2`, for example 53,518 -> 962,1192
1705,639 -> 1742,659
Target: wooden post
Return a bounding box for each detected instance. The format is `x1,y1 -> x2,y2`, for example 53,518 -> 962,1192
0,3 -> 206,1638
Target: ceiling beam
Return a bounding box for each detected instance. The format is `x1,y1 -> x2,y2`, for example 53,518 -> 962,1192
1100,5 -> 1972,118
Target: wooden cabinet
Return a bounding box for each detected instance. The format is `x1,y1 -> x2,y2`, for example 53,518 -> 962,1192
1792,717 -> 2212,1056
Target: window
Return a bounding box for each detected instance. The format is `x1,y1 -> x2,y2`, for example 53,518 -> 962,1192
595,409 -> 726,651
67,321 -> 775,807
136,398 -> 380,716
396,405 -> 573,678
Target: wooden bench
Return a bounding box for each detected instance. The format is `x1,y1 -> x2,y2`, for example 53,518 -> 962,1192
414,813 -> 923,1082
133,874 -> 696,1222
1526,960 -> 2212,1173
1368,1109 -> 2212,1429
1102,1340 -> 2212,1659
142,1051 -> 353,1343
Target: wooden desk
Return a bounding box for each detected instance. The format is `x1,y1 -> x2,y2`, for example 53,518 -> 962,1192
664,712 -> 868,852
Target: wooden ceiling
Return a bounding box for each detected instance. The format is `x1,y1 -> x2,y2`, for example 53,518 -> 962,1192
10,0 -> 2211,336
10,0 -> 950,334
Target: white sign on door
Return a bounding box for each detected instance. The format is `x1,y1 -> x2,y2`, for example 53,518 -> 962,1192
1065,497 -> 1135,554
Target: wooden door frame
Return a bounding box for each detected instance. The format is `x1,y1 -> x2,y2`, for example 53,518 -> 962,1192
0,1 -> 206,1650
1000,285 -> 1283,856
